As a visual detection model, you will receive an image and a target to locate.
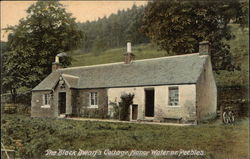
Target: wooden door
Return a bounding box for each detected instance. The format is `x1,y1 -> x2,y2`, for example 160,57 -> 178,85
145,89 -> 154,117
132,104 -> 138,120
59,92 -> 66,114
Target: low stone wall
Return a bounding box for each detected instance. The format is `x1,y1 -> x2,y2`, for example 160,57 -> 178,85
217,86 -> 248,117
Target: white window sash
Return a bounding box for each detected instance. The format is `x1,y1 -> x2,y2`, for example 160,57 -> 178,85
42,94 -> 50,107
89,92 -> 98,108
168,87 -> 179,106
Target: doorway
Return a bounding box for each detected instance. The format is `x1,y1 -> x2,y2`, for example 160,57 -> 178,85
58,92 -> 66,114
145,89 -> 154,117
132,104 -> 138,120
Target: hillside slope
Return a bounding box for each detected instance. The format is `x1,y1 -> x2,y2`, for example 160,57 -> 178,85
69,24 -> 248,87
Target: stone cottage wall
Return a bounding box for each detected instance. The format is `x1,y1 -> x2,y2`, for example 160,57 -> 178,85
154,85 -> 196,122
107,87 -> 145,119
73,88 -> 108,118
31,80 -> 72,118
71,89 -> 79,116
31,90 -> 55,118
107,85 -> 197,122
196,58 -> 217,121
53,82 -> 72,116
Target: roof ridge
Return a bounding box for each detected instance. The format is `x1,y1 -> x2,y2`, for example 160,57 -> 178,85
62,73 -> 79,78
59,53 -> 200,70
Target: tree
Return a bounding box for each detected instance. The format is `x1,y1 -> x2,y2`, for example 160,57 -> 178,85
2,1 -> 83,101
141,0 -> 247,72
78,5 -> 149,52
92,36 -> 107,56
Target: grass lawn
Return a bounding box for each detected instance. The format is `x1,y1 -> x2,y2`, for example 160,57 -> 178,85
69,43 -> 168,67
1,114 -> 249,159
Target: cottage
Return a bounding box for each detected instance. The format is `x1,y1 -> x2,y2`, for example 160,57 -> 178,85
31,41 -> 217,124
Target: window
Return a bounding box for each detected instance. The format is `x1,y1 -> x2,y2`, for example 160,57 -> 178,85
168,87 -> 179,106
43,93 -> 50,106
89,92 -> 98,107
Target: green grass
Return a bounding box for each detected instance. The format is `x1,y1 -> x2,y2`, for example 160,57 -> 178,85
1,114 -> 249,159
69,24 -> 248,87
70,43 -> 168,67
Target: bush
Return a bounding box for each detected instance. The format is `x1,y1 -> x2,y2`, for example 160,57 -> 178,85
80,107 -> 108,119
119,93 -> 134,121
16,104 -> 31,115
109,102 -> 120,119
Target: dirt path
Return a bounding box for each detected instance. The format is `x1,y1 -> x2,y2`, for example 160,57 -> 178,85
66,117 -> 193,126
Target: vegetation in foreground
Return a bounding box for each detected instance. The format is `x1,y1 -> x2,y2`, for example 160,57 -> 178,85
1,114 -> 248,159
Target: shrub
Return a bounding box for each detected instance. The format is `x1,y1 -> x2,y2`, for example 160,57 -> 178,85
16,104 -> 31,115
109,102 -> 120,119
119,93 -> 134,121
80,107 -> 108,119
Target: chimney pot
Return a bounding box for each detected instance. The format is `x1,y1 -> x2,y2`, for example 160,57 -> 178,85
124,42 -> 134,64
52,55 -> 62,72
199,41 -> 210,56
127,42 -> 132,53
55,56 -> 59,63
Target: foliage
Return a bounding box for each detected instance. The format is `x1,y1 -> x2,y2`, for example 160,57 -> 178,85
92,36 -> 108,56
2,1 -> 83,97
119,93 -> 134,121
1,41 -> 8,53
78,4 -> 149,53
80,107 -> 108,119
109,102 -> 120,119
141,0 -> 247,72
1,114 -> 249,159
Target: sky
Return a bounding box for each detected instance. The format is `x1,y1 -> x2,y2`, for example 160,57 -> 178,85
1,1 -> 147,42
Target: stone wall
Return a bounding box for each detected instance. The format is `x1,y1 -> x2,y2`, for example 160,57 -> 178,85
31,90 -> 55,118
107,84 -> 197,122
196,57 -> 217,121
31,86 -> 108,118
155,85 -> 196,122
31,79 -> 72,118
53,82 -> 72,116
107,87 -> 145,119
74,88 -> 108,118
218,86 -> 248,117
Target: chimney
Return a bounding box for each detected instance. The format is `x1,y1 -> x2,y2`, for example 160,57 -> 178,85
52,55 -> 62,72
124,42 -> 135,64
199,41 -> 210,55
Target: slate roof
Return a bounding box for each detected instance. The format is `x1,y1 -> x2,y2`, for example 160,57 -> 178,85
32,53 -> 208,91
61,74 -> 79,88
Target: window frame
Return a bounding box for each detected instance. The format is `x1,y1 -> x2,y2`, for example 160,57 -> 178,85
89,92 -> 98,108
42,93 -> 51,108
168,87 -> 179,107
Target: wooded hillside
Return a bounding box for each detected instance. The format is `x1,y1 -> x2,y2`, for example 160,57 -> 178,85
77,4 -> 149,53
